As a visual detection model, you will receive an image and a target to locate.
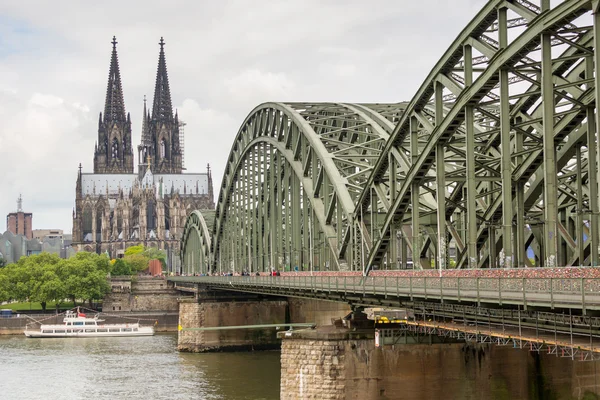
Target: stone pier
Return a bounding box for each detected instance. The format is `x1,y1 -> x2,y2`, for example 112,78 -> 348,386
279,328 -> 600,400
177,291 -> 287,352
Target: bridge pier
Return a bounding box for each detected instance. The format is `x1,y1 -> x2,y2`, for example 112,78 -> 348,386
177,288 -> 287,352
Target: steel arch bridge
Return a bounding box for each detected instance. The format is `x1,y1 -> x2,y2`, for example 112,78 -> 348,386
182,0 -> 600,275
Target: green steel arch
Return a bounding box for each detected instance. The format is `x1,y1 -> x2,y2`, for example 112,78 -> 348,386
183,0 -> 600,274
180,210 -> 213,274
211,102 -> 407,273
354,0 -> 600,272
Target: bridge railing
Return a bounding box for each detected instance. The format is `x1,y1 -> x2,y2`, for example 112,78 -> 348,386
171,276 -> 600,310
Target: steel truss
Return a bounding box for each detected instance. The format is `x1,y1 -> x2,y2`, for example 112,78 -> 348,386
356,0 -> 600,271
180,210 -> 213,274
183,0 -> 600,274
206,102 -> 406,273
375,299 -> 600,361
384,322 -> 600,362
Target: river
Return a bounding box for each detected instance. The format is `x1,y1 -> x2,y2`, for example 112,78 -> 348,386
0,334 -> 280,400
2,334 -> 600,400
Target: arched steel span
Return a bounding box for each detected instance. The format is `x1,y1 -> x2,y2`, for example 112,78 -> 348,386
356,0 -> 600,272
180,210 -> 213,274
183,0 -> 600,274
204,102 -> 407,273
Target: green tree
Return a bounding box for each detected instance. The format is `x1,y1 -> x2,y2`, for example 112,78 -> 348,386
34,267 -> 66,312
0,269 -> 11,303
111,258 -> 132,276
125,245 -> 144,256
58,252 -> 111,307
3,253 -> 62,311
124,253 -> 150,272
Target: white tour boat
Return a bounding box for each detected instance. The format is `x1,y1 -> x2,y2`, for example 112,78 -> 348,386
23,309 -> 155,338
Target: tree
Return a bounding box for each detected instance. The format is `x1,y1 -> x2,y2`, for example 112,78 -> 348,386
125,245 -> 144,256
5,253 -> 62,311
58,252 -> 111,307
111,258 -> 131,276
124,253 -> 150,272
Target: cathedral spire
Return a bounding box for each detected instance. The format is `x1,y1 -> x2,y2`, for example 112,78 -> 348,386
151,37 -> 173,122
104,36 -> 126,123
94,36 -> 133,174
141,95 -> 150,143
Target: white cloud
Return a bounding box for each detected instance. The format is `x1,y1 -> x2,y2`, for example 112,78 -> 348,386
0,0 -> 486,232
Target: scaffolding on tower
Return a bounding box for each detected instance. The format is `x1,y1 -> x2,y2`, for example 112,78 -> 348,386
179,120 -> 186,170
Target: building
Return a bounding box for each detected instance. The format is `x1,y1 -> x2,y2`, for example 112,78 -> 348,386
0,230 -> 42,264
6,195 -> 33,240
32,229 -> 64,241
72,37 -> 214,272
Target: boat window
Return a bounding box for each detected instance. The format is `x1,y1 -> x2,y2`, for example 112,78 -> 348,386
85,329 -> 95,333
42,330 -> 52,333
84,321 -> 96,325
66,322 -> 71,326
109,328 -> 120,332
97,329 -> 107,332
73,321 -> 83,326
66,330 -> 72,333
54,330 -> 65,333
123,328 -> 132,332
133,328 -> 138,332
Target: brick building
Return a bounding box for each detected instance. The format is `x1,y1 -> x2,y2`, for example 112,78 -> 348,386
6,195 -> 33,240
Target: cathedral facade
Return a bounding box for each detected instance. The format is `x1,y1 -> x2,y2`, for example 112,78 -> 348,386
72,37 -> 214,272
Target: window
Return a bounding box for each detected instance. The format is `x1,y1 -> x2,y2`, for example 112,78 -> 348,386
160,139 -> 166,158
111,138 -> 119,159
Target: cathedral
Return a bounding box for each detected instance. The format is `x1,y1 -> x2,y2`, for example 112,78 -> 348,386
72,37 -> 214,272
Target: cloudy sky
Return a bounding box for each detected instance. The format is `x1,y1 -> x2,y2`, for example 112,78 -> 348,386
0,0 -> 484,233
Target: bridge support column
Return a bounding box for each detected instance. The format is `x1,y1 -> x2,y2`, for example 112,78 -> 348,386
177,289 -> 287,352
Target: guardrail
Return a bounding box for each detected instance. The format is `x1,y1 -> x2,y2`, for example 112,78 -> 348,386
170,275 -> 600,311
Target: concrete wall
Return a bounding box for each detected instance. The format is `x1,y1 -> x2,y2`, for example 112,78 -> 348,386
178,299 -> 287,352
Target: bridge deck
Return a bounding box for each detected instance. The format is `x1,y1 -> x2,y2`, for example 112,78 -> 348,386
169,276 -> 600,312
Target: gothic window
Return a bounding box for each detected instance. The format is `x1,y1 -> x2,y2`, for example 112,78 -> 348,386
111,139 -> 119,159
96,207 -> 104,242
83,207 -> 93,242
160,139 -> 167,159
117,210 -> 123,238
164,206 -> 170,231
147,200 -> 157,231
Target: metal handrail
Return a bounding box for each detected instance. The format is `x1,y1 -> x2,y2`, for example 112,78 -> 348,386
169,276 -> 600,310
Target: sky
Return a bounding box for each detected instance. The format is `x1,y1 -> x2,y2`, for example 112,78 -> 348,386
0,0 -> 484,233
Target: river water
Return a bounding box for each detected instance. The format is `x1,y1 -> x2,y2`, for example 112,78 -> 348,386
2,334 -> 600,400
0,334 -> 280,400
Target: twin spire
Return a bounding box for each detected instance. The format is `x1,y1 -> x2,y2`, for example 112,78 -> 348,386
103,36 -> 175,126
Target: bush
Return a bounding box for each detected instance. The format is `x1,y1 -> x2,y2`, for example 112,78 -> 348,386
111,259 -> 131,276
